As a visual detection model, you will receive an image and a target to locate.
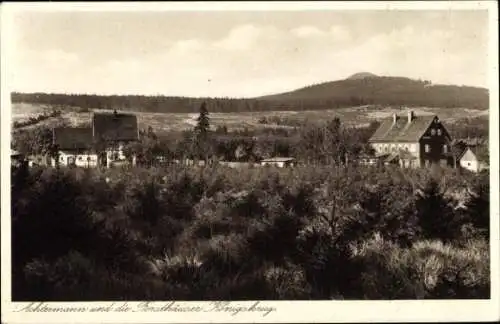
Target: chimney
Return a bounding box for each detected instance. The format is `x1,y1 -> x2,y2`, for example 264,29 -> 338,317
407,110 -> 415,123
392,113 -> 397,124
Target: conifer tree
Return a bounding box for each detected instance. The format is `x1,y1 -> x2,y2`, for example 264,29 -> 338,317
194,102 -> 210,138
193,102 -> 212,164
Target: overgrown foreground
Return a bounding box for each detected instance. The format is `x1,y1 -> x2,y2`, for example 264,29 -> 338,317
11,165 -> 490,300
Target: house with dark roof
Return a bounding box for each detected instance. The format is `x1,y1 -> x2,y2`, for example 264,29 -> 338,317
52,127 -> 98,167
92,111 -> 139,167
93,111 -> 139,142
368,110 -> 453,168
51,111 -> 139,168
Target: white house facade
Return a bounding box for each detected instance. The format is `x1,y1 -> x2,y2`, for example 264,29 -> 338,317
52,111 -> 139,168
53,151 -> 99,168
459,148 -> 480,173
368,111 -> 453,168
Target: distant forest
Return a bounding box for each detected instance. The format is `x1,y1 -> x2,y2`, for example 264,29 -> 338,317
11,76 -> 489,113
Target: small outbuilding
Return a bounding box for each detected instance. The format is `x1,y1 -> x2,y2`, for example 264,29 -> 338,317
11,149 -> 25,167
449,141 -> 487,173
458,147 -> 481,173
260,157 -> 296,168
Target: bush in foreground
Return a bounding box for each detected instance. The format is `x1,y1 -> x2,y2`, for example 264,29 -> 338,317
11,165 -> 490,300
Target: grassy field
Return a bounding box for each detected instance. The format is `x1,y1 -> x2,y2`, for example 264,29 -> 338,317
11,103 -> 489,133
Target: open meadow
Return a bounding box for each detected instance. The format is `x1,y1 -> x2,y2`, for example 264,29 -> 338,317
11,103 -> 489,133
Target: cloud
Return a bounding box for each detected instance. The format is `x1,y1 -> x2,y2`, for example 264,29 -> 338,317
169,39 -> 206,55
329,25 -> 351,42
15,48 -> 79,68
214,24 -> 269,51
42,49 -> 79,65
12,48 -> 81,93
291,25 -> 325,38
11,20 -> 488,96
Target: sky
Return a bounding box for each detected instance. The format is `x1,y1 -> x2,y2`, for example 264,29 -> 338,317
9,8 -> 490,98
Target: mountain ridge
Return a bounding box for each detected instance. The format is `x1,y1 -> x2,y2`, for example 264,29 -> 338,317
255,74 -> 488,110
11,74 -> 489,113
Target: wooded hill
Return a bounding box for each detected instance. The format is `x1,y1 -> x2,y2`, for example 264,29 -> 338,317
258,75 -> 488,109
11,75 -> 489,113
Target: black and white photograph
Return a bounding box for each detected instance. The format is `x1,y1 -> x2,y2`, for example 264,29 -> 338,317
1,1 -> 499,323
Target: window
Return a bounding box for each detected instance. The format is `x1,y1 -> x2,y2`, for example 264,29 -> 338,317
437,129 -> 442,136
425,144 -> 430,153
431,129 -> 436,136
443,145 -> 448,153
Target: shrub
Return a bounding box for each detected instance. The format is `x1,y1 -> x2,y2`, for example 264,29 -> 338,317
415,179 -> 461,242
11,163 -> 490,300
352,235 -> 490,299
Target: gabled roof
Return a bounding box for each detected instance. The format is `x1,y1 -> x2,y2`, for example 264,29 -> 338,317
93,111 -> 138,142
458,147 -> 478,162
369,113 -> 436,143
53,127 -> 93,150
449,141 -> 467,158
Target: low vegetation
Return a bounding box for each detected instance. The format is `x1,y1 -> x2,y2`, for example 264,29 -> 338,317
10,101 -> 490,300
12,109 -> 62,129
11,163 -> 490,300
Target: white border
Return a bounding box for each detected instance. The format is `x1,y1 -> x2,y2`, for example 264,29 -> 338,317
1,2 -> 499,323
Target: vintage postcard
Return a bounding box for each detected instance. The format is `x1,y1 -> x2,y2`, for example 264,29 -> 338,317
1,1 -> 499,323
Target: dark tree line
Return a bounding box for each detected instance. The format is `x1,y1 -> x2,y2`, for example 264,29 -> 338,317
11,92 -> 390,113
11,76 -> 488,113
